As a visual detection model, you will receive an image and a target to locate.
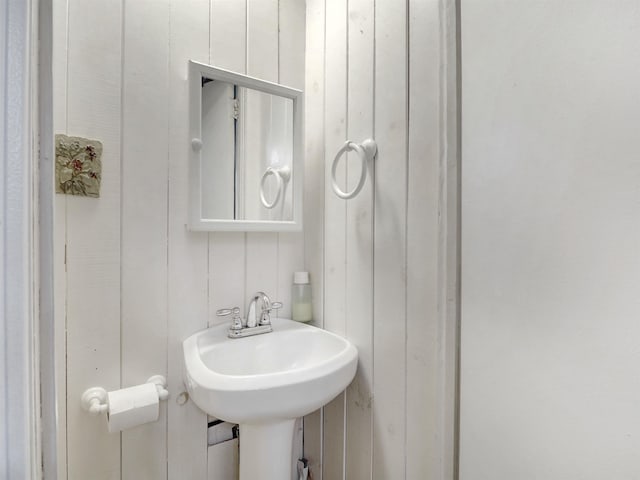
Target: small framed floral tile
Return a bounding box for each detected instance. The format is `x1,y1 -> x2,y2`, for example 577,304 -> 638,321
55,134 -> 103,197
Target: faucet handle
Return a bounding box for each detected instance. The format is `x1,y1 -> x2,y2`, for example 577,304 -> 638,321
216,307 -> 243,330
259,301 -> 283,326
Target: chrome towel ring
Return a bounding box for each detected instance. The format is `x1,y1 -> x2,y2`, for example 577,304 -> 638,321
260,165 -> 291,209
331,138 -> 377,199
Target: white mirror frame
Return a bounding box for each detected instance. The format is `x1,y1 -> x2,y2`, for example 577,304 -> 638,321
188,60 -> 303,232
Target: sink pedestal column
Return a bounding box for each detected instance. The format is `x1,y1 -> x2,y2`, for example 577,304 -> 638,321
239,419 -> 296,480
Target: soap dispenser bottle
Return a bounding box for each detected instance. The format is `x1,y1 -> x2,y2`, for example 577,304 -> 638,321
292,272 -> 313,322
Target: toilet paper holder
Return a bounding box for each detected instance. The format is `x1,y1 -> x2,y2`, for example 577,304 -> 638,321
81,375 -> 170,416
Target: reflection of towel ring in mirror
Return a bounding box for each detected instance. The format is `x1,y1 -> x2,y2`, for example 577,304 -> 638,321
331,138 -> 377,199
260,165 -> 291,209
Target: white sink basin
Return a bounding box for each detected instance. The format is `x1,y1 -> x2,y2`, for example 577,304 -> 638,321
182,317 -> 358,479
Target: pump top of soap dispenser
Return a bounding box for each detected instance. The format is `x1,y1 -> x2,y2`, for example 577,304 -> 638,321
294,271 -> 310,284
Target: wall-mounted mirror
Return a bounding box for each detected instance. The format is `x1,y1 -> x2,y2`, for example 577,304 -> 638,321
188,61 -> 303,231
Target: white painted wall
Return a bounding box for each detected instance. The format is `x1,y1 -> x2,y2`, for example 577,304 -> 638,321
53,1 -> 304,478
303,0 -> 458,478
461,2 -> 640,478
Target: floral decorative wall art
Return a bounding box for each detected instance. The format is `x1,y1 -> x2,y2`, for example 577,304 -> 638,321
55,134 -> 103,197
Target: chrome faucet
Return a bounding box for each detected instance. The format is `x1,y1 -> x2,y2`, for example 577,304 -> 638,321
216,292 -> 282,339
246,291 -> 282,328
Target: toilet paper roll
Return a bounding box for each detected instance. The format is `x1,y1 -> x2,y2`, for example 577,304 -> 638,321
107,383 -> 159,433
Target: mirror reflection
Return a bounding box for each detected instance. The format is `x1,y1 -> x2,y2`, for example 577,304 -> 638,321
201,77 -> 294,222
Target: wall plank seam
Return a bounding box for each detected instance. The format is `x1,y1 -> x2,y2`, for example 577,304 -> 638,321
403,1 -> 410,476
439,1 -> 459,478
370,0 -> 377,476
343,2 -> 350,479
62,1 -> 70,477
164,5 -> 172,477
119,4 -> 125,479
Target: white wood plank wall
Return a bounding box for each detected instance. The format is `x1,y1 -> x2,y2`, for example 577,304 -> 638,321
303,0 -> 458,478
302,0 -> 327,475
52,0 -> 305,478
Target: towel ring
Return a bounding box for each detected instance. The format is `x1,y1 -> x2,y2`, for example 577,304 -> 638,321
331,138 -> 377,199
260,165 -> 291,209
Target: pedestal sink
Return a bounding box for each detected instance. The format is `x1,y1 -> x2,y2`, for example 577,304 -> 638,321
182,317 -> 358,480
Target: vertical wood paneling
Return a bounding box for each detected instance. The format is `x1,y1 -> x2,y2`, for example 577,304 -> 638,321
52,0 -> 68,477
166,1 -> 210,478
245,0 -> 280,304
304,1 -> 458,477
275,233 -> 301,319
302,0 -> 326,474
53,1 -> 459,478
208,0 -> 248,328
246,0 -> 279,81
406,0 -> 442,478
244,232 -> 279,307
323,0 -> 348,477
344,0 -> 375,477
278,0 -> 305,90
277,0 -> 306,322
372,0 -> 408,478
209,0 -> 246,68
55,1 -> 307,478
64,0 -> 122,478
120,1 -> 170,478
209,230 -> 246,327
323,0 -> 347,340
303,0 -> 326,331
40,0 -> 58,473
441,3 -> 460,478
